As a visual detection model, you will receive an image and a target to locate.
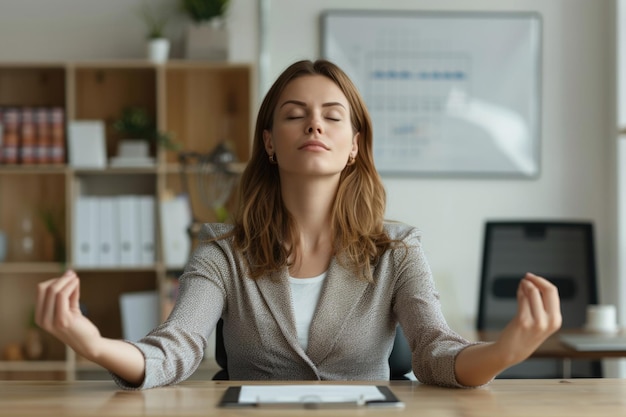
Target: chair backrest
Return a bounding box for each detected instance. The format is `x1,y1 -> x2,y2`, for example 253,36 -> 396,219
476,221 -> 601,378
477,221 -> 598,331
212,321 -> 412,380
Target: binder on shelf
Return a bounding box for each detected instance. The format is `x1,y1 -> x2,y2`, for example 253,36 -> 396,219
73,197 -> 98,267
97,197 -> 119,266
138,195 -> 156,266
159,194 -> 191,269
117,195 -> 141,266
119,290 -> 160,342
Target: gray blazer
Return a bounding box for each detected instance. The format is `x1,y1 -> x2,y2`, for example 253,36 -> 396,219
115,222 -> 477,389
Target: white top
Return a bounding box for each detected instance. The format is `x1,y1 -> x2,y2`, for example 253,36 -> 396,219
288,271 -> 327,351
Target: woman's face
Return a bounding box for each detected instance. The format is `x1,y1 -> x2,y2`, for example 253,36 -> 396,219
263,75 -> 358,178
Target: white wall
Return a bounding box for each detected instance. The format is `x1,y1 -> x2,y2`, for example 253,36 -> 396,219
0,0 -> 618,346
262,0 -> 615,333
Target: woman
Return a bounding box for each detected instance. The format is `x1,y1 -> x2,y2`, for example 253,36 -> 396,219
36,59 -> 561,389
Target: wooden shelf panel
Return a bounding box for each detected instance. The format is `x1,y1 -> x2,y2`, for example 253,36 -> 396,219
0,263 -> 65,274
0,66 -> 66,107
0,173 -> 67,263
164,66 -> 252,164
78,271 -> 158,340
74,67 -> 158,160
0,361 -> 67,372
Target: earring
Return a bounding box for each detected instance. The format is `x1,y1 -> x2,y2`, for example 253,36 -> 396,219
269,153 -> 277,164
347,155 -> 355,166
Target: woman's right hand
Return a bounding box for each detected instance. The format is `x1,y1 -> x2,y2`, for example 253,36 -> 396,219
36,270 -> 102,360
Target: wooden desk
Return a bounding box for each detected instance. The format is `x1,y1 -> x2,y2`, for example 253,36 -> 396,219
1,379 -> 626,417
478,330 -> 626,378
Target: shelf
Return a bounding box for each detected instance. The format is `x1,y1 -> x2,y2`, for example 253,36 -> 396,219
161,161 -> 247,175
0,59 -> 252,382
72,167 -> 158,175
0,360 -> 68,372
0,262 -> 66,274
0,166 -> 68,175
71,265 -> 158,273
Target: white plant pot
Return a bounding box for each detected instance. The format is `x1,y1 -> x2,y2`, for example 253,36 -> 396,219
147,38 -> 170,64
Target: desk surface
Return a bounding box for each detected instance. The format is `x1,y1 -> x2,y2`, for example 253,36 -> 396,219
1,379 -> 626,417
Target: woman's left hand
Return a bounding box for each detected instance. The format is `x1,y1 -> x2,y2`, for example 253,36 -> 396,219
495,272 -> 562,365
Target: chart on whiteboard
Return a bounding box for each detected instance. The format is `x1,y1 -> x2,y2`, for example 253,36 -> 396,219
322,11 -> 541,177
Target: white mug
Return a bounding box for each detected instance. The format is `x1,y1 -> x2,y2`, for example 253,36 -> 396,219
585,304 -> 618,334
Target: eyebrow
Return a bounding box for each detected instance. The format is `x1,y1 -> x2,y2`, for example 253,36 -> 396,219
279,100 -> 347,110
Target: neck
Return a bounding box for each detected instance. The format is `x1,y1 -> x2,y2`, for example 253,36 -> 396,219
280,174 -> 338,276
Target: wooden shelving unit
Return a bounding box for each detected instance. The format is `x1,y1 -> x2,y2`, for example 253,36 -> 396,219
0,60 -> 253,380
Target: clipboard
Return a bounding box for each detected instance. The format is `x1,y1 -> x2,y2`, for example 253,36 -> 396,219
218,385 -> 405,409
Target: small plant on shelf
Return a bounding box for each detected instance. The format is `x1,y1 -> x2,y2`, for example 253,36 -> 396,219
139,2 -> 170,39
112,107 -> 179,151
180,0 -> 230,24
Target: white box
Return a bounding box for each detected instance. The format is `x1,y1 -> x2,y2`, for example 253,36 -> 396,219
68,121 -> 107,169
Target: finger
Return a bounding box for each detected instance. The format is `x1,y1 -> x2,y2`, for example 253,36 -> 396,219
36,277 -> 58,326
521,278 -> 546,325
68,273 -> 81,311
42,272 -> 77,329
525,272 -> 561,318
55,277 -> 79,328
516,280 -> 532,325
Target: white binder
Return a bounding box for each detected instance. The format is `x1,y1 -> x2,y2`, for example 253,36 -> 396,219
138,195 -> 156,266
97,197 -> 118,266
116,196 -> 140,266
73,196 -> 98,267
159,194 -> 191,269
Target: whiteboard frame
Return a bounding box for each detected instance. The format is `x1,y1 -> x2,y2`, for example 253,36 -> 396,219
321,10 -> 542,178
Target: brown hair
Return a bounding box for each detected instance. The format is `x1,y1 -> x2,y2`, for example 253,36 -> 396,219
231,59 -> 393,281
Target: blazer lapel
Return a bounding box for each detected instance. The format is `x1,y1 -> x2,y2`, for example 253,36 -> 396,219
306,258 -> 370,365
254,269 -> 302,353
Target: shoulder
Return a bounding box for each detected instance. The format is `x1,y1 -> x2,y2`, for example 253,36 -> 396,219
186,223 -> 237,268
383,220 -> 422,243
199,222 -> 235,240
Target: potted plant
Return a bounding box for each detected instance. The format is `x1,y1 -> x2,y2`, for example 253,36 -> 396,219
139,2 -> 172,63
181,0 -> 230,60
111,107 -> 179,167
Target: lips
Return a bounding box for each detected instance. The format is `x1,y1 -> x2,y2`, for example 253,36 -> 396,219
298,140 -> 329,150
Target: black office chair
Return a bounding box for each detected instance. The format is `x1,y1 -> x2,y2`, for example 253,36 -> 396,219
212,321 -> 412,380
477,221 -> 602,378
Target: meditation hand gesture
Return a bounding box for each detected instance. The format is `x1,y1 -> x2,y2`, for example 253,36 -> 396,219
35,270 -> 103,360
496,272 -> 562,364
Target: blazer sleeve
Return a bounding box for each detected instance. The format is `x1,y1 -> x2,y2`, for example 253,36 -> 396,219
112,226 -> 229,390
391,228 -> 485,388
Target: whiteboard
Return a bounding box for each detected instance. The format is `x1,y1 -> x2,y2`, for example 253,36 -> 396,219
321,10 -> 542,178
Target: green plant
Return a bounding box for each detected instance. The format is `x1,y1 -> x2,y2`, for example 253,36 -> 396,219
180,0 -> 229,23
38,206 -> 65,263
112,107 -> 180,151
138,2 -> 171,39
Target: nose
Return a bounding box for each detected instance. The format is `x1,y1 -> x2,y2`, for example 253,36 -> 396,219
306,116 -> 323,135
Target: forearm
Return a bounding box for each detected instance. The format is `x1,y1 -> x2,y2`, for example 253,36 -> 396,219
454,342 -> 513,387
85,338 -> 146,386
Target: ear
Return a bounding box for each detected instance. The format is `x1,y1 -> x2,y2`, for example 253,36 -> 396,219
263,129 -> 274,154
351,132 -> 359,158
